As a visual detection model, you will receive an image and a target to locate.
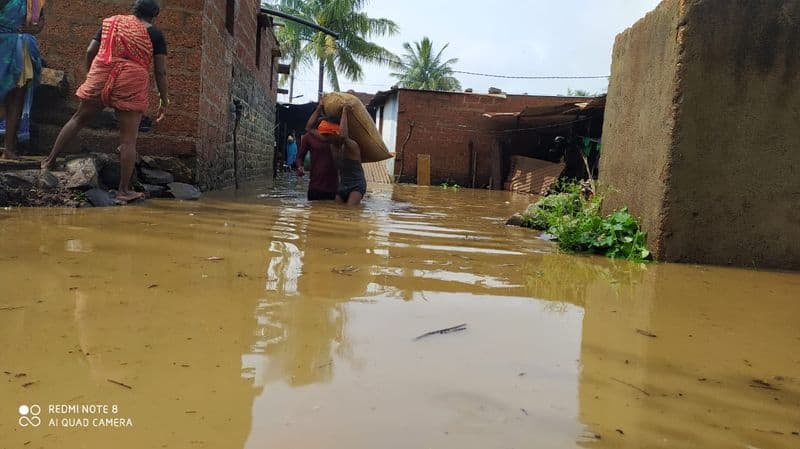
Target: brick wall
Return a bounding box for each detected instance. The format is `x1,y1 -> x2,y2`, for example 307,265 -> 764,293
35,0 -> 203,158
33,0 -> 279,189
393,90 -> 586,186
197,0 -> 278,190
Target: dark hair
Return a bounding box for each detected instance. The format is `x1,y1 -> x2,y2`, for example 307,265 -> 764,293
133,0 -> 160,19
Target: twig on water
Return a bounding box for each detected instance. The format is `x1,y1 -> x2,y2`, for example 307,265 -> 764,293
107,379 -> 133,390
635,329 -> 657,338
610,377 -> 651,396
414,323 -> 467,341
0,306 -> 25,311
750,379 -> 780,391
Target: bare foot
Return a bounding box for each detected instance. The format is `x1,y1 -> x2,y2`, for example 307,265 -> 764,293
114,191 -> 145,202
1,151 -> 23,160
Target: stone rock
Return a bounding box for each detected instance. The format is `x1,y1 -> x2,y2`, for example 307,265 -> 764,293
98,158 -> 138,190
0,170 -> 58,190
141,183 -> 168,198
39,68 -> 69,94
64,157 -> 99,190
90,152 -> 118,169
0,171 -> 37,189
140,167 -> 174,185
141,156 -> 194,184
537,232 -> 557,242
84,188 -> 122,207
506,213 -> 525,227
99,163 -> 122,189
524,204 -> 539,216
38,170 -> 59,189
167,182 -> 201,201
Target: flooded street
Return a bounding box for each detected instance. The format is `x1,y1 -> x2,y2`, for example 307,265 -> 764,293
1,178 -> 798,449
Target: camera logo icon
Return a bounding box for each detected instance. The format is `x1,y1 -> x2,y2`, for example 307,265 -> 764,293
18,404 -> 42,427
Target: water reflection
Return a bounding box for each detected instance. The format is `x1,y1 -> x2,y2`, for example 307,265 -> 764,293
1,180 -> 798,449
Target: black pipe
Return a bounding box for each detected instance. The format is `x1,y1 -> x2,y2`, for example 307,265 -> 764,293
260,7 -> 339,39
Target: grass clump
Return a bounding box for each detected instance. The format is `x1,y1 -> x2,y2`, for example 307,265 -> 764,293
440,180 -> 461,190
521,182 -> 651,262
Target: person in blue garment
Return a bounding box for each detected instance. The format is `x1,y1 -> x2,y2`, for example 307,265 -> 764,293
285,132 -> 297,171
0,0 -> 45,159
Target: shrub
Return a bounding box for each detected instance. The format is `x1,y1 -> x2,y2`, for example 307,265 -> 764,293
521,183 -> 651,262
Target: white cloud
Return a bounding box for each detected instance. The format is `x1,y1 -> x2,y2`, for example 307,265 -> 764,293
280,0 -> 663,101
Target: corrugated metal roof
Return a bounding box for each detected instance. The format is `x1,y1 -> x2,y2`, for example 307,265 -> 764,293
482,95 -> 606,119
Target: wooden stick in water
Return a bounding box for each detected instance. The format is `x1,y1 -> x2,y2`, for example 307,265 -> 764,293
414,323 -> 467,341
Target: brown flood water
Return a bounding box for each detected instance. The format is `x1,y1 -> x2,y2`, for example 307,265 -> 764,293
1,177 -> 799,449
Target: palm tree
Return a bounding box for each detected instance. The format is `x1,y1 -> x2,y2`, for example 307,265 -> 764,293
391,37 -> 461,91
276,22 -> 312,102
273,0 -> 399,98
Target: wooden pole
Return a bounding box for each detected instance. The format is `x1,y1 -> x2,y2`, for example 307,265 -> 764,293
490,138 -> 502,190
417,154 -> 431,186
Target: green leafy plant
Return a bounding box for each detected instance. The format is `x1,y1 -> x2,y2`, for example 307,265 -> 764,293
440,181 -> 461,190
521,182 -> 651,262
73,191 -> 88,203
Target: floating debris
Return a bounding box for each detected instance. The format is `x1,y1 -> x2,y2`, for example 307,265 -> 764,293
750,379 -> 780,391
107,379 -> 133,390
414,323 -> 467,341
0,305 -> 25,311
332,265 -> 360,276
610,377 -> 650,396
636,329 -> 657,338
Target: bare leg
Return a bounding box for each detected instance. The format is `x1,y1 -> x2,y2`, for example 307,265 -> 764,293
2,86 -> 27,160
346,191 -> 364,206
41,100 -> 104,169
115,110 -> 144,202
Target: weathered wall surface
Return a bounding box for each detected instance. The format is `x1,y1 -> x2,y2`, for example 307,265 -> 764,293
598,0 -> 682,256
198,0 -> 277,190
32,0 -> 278,190
35,0 -> 202,158
393,90 -> 584,186
599,0 -> 800,270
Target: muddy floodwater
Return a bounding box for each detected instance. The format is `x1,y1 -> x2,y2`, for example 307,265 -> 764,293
1,178 -> 798,449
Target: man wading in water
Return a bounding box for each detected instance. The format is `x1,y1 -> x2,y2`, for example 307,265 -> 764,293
297,101 -> 366,205
295,102 -> 338,201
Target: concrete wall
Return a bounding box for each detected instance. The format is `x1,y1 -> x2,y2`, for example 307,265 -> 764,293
599,0 -> 800,270
391,90 -> 583,186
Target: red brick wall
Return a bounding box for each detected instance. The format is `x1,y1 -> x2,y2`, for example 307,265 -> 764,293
393,90 -> 586,186
37,0 -> 203,156
198,0 -> 278,189
35,0 -> 279,188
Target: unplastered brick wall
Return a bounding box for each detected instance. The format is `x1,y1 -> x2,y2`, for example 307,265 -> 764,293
393,90 -> 586,186
197,0 -> 278,190
36,0 -> 203,158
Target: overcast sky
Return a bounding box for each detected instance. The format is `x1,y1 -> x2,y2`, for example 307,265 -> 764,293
280,0 -> 662,102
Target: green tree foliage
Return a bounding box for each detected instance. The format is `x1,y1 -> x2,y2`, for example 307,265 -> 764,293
391,37 -> 462,91
272,0 -> 399,96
